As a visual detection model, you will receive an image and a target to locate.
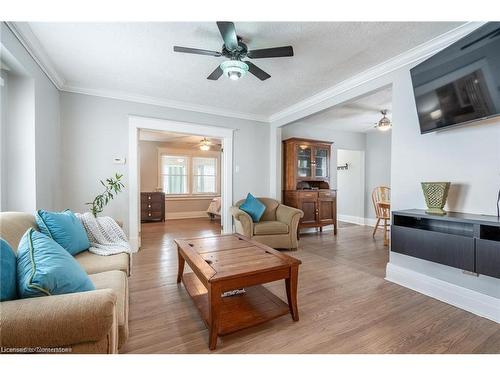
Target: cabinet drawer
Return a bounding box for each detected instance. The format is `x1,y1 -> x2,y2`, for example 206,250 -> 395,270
142,210 -> 162,219
476,239 -> 500,278
142,201 -> 163,210
391,225 -> 475,271
141,193 -> 164,203
297,191 -> 318,200
319,190 -> 335,199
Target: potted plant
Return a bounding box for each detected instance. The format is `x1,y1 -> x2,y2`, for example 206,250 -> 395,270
86,173 -> 125,217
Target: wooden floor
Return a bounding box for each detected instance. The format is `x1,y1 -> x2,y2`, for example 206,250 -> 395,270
121,218 -> 500,354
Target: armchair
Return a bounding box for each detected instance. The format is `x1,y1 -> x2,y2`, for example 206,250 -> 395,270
230,197 -> 303,250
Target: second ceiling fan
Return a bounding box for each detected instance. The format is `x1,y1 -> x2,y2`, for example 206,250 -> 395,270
173,21 -> 294,81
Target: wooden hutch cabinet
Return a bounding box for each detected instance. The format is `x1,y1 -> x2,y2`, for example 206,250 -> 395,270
282,138 -> 337,235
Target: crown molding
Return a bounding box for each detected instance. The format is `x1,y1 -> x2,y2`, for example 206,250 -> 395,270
6,21 -> 267,123
5,22 -> 65,89
60,84 -> 268,122
6,21 -> 487,126
269,21 -> 487,127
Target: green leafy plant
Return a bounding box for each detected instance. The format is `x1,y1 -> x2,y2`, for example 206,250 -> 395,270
86,173 -> 125,217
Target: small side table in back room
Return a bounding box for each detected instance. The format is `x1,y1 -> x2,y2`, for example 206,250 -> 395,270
141,192 -> 165,222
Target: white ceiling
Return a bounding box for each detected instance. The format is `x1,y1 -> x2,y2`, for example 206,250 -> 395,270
22,22 -> 463,119
289,85 -> 393,133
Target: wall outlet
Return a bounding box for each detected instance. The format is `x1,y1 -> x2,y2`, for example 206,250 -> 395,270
113,157 -> 126,165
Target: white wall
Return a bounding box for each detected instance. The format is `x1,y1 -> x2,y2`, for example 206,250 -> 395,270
0,70 -> 7,210
281,125 -> 366,189
278,47 -> 500,302
60,92 -> 269,233
390,66 -> 500,299
337,149 -> 365,222
365,130 -> 392,219
2,72 -> 36,212
0,23 -> 61,211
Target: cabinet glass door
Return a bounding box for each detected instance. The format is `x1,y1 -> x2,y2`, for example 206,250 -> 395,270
314,148 -> 329,178
297,146 -> 312,178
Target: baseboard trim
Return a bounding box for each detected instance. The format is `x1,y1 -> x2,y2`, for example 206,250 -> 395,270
165,211 -> 207,220
338,214 -> 365,226
364,218 -> 378,227
337,215 -> 377,227
385,262 -> 500,323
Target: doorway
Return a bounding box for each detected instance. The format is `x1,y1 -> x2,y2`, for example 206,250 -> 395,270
138,129 -> 223,237
337,149 -> 366,225
128,116 -> 234,251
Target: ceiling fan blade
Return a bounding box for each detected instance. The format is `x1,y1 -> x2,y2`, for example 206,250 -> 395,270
217,21 -> 239,51
173,46 -> 221,57
247,46 -> 294,59
207,65 -> 223,80
246,61 -> 271,81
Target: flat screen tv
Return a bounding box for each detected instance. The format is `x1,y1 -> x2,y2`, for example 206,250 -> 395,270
410,22 -> 500,134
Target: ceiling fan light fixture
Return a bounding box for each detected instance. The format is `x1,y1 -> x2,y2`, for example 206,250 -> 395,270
199,137 -> 211,151
220,60 -> 248,81
376,110 -> 392,132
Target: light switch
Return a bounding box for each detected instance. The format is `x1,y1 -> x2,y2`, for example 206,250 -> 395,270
113,157 -> 126,165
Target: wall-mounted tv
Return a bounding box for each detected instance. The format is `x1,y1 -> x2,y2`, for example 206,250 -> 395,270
410,22 -> 500,134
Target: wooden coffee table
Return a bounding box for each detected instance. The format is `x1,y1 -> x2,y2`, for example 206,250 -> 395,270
175,234 -> 301,350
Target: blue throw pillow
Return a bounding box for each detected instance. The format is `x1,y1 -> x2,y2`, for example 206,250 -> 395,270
1,238 -> 17,301
36,209 -> 90,256
239,193 -> 266,222
17,228 -> 95,298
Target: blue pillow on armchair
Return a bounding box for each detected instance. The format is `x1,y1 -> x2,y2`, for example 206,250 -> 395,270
35,209 -> 90,256
239,193 -> 266,222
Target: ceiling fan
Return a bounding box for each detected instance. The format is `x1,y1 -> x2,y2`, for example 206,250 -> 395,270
359,109 -> 392,132
173,21 -> 294,81
198,137 -> 212,151
374,109 -> 392,131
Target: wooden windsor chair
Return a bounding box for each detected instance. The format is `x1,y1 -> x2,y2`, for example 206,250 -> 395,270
372,186 -> 391,246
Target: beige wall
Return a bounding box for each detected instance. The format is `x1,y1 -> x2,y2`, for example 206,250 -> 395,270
139,140 -> 220,216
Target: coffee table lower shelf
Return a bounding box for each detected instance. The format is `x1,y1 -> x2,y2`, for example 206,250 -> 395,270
182,273 -> 290,336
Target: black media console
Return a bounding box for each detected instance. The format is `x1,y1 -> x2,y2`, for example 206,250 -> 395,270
391,209 -> 500,279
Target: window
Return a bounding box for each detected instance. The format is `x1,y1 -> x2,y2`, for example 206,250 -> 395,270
193,157 -> 217,194
159,153 -> 219,196
160,156 -> 188,194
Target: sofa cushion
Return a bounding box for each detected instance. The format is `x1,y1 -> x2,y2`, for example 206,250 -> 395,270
36,209 -> 90,256
0,212 -> 37,252
254,221 -> 289,235
75,250 -> 130,276
239,193 -> 266,222
17,229 -> 95,298
89,270 -> 129,348
1,238 -> 17,301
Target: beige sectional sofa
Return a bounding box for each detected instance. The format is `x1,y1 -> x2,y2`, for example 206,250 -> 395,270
0,212 -> 130,354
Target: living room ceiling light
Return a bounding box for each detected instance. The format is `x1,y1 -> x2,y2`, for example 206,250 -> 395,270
220,60 -> 249,81
375,109 -> 392,131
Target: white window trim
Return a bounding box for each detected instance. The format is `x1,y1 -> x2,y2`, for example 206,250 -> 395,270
157,148 -> 221,197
